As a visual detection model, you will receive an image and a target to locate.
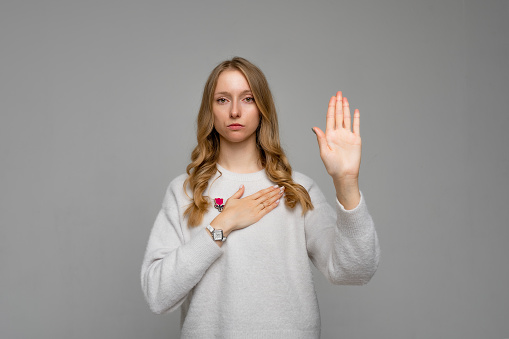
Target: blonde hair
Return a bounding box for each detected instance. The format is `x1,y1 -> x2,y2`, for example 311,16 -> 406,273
183,57 -> 313,226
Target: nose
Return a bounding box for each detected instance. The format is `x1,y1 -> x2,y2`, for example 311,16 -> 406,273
230,100 -> 241,118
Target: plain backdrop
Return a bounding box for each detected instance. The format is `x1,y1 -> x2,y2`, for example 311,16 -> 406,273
1,1 -> 508,338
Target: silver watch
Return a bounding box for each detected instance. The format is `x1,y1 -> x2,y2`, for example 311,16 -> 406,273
206,224 -> 227,242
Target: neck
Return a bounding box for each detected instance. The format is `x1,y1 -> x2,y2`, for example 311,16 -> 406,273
217,135 -> 263,173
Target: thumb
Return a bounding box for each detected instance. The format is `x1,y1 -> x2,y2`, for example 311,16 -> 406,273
230,185 -> 245,200
312,127 -> 328,153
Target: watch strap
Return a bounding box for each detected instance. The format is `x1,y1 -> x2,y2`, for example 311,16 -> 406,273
206,224 -> 227,242
206,224 -> 214,233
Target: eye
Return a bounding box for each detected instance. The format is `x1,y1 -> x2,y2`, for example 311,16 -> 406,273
216,98 -> 228,104
244,97 -> 255,103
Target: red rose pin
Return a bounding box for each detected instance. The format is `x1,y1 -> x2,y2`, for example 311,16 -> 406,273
214,198 -> 224,212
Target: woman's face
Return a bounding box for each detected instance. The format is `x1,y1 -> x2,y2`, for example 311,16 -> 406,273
212,69 -> 260,146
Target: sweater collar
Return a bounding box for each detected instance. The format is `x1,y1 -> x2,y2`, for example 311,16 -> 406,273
215,163 -> 266,182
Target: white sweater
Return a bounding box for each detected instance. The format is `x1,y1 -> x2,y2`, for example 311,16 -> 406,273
141,164 -> 380,339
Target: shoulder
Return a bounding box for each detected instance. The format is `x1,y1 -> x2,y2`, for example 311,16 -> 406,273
292,170 -> 328,205
167,173 -> 189,192
291,170 -> 316,190
162,173 -> 191,206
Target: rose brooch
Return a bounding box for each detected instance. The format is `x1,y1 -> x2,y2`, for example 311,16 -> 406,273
214,198 -> 224,212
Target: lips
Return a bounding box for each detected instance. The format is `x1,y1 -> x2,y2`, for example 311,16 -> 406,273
227,123 -> 244,130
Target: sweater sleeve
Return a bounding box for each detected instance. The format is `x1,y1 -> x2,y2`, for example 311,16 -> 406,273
140,178 -> 224,314
304,180 -> 380,285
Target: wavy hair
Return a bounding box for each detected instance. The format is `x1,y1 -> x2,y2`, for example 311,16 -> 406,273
183,57 -> 313,227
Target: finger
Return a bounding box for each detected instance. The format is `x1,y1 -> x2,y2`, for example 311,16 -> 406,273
255,186 -> 283,212
229,185 -> 245,200
263,185 -> 284,204
266,186 -> 284,206
249,185 -> 278,200
258,185 -> 283,206
343,97 -> 351,131
335,91 -> 343,129
260,195 -> 281,215
353,109 -> 360,136
312,127 -> 329,154
326,96 -> 336,133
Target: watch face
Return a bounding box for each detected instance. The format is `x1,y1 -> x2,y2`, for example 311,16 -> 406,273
213,230 -> 223,241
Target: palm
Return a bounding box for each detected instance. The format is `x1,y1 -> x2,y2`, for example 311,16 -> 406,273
313,91 -> 362,180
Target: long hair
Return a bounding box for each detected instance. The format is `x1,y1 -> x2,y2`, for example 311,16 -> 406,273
183,57 -> 313,227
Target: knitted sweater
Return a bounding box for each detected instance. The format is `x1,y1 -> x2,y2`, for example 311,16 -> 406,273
141,164 -> 380,339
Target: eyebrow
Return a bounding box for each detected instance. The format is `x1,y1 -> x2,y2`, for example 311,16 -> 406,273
214,90 -> 252,96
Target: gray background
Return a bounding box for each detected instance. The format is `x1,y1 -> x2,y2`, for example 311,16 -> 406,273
1,0 -> 508,338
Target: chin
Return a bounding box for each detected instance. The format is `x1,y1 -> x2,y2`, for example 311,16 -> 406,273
225,138 -> 250,144
220,134 -> 254,145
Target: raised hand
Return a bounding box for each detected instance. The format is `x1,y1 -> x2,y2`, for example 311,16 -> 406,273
312,91 -> 362,181
209,184 -> 284,241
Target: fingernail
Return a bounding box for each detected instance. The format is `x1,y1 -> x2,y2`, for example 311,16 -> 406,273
239,184 -> 244,189
311,127 -> 316,135
275,199 -> 280,204
273,184 -> 278,188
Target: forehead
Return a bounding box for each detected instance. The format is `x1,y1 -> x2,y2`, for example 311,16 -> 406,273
214,70 -> 251,93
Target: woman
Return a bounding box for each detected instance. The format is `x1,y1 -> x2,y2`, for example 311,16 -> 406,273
141,57 -> 380,338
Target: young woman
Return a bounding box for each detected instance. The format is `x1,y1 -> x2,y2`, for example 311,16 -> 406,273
141,57 -> 380,338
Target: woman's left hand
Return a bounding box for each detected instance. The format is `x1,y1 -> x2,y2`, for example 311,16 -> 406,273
312,91 -> 361,181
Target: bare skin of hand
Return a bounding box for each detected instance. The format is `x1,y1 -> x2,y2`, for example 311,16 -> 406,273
312,91 -> 361,209
208,184 -> 284,246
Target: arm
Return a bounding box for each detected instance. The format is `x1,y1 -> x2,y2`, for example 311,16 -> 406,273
309,91 -> 380,284
304,181 -> 380,285
140,179 -> 223,314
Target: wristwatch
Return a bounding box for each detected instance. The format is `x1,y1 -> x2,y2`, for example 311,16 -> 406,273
206,224 -> 227,242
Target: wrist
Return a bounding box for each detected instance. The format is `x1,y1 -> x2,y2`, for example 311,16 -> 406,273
206,224 -> 227,242
332,177 -> 360,210
205,227 -> 225,247
210,214 -> 234,237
